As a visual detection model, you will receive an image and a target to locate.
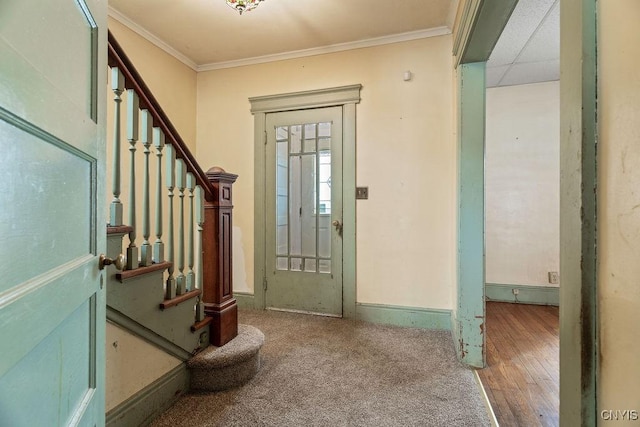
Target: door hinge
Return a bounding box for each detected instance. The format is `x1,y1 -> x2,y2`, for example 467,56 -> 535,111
264,130 -> 268,145
263,277 -> 268,291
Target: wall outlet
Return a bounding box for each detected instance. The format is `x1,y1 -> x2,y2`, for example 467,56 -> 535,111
548,271 -> 560,284
512,288 -> 519,296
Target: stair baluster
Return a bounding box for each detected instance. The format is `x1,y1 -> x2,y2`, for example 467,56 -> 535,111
165,144 -> 176,299
195,185 -> 205,321
140,110 -> 153,266
110,68 -> 124,226
126,89 -> 140,270
186,173 -> 196,291
153,127 -> 165,263
176,159 -> 187,295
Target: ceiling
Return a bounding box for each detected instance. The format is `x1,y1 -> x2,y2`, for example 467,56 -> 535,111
486,0 -> 559,87
108,0 -> 455,70
108,0 -> 559,85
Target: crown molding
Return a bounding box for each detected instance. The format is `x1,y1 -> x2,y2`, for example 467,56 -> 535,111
108,6 -> 199,71
198,27 -> 452,71
107,8 -> 451,73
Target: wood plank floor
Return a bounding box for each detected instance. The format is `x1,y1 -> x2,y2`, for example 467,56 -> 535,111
478,301 -> 559,427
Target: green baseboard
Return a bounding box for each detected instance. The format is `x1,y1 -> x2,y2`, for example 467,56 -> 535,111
234,292 -> 255,309
485,283 -> 559,306
355,303 -> 452,330
106,364 -> 189,427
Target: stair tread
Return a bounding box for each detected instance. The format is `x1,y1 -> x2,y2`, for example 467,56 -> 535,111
160,289 -> 201,310
107,224 -> 134,235
116,261 -> 172,282
188,324 -> 264,369
191,316 -> 213,332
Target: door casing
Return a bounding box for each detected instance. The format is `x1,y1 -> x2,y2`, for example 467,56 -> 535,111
250,85 -> 361,318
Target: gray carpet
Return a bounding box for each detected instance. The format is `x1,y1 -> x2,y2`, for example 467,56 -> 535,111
151,309 -> 490,426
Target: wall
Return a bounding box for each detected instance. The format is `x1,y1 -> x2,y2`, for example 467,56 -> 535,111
105,323 -> 181,412
597,0 -> 640,416
196,36 -> 456,310
108,17 -> 197,150
485,81 -> 560,288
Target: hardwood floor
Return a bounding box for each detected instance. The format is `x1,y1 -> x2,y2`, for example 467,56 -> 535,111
478,301 -> 559,427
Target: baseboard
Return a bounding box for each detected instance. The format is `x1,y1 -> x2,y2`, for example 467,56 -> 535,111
234,292 -> 255,309
355,303 -> 451,330
106,364 -> 189,427
485,283 -> 559,306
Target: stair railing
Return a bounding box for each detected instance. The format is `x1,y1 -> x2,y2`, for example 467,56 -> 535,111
107,31 -> 238,347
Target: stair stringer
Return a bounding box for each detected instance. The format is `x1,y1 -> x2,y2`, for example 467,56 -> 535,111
106,233 -> 205,357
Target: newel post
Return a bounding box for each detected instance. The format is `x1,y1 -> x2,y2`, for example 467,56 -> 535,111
203,166 -> 238,346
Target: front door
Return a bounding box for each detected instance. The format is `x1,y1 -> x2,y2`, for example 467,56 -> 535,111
265,107 -> 343,316
0,1 -> 107,425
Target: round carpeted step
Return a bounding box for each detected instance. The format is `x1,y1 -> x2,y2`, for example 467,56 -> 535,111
188,324 -> 265,391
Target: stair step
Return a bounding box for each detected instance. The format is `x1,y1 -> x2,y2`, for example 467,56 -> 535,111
188,324 -> 264,392
191,316 -> 212,332
160,289 -> 201,310
107,224 -> 134,235
117,261 -> 172,282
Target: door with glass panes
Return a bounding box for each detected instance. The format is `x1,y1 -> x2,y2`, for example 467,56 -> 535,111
265,107 -> 343,316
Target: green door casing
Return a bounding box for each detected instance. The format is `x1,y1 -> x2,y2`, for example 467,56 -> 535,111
265,107 -> 343,316
0,0 -> 107,425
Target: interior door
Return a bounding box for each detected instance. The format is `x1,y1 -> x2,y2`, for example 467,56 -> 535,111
265,107 -> 343,316
0,1 -> 107,425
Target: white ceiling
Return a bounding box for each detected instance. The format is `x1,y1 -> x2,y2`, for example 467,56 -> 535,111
108,0 -> 559,85
486,0 -> 559,87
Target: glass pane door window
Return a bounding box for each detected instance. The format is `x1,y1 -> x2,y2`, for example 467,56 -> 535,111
275,122 -> 333,274
265,106 -> 343,316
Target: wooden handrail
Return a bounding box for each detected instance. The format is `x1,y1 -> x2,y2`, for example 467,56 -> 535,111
107,31 -> 214,202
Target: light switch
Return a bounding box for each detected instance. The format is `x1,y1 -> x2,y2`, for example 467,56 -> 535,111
356,187 -> 368,199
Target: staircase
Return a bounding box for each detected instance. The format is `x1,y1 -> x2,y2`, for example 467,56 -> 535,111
105,31 -> 263,425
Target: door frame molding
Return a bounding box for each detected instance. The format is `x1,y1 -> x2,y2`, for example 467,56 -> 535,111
250,84 -> 361,318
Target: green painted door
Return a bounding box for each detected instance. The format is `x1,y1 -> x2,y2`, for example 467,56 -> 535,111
265,107 -> 343,316
0,1 -> 107,425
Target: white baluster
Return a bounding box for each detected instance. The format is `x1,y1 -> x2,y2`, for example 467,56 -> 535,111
165,144 -> 176,299
153,127 -> 165,263
195,185 -> 204,290
186,173 -> 196,291
175,159 -> 187,295
195,185 -> 205,321
126,89 -> 140,270
110,68 -> 124,226
139,110 -> 153,266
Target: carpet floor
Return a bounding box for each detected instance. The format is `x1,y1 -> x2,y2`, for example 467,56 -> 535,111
151,309 -> 490,426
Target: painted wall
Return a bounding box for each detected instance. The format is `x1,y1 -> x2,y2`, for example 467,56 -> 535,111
597,0 -> 640,416
196,36 -> 456,310
485,81 -> 560,287
108,17 -> 197,150
105,323 -> 181,412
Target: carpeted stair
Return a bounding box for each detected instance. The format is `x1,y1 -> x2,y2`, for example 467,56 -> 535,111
188,324 -> 265,391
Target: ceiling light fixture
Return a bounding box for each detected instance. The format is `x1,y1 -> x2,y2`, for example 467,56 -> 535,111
226,0 -> 265,15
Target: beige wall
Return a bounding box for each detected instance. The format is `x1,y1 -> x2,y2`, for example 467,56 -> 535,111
108,17 -> 197,150
597,0 -> 640,416
105,322 -> 181,412
485,81 -> 560,287
197,36 -> 456,309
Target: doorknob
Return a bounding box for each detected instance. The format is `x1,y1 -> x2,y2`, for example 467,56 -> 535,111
332,219 -> 343,236
99,253 -> 126,271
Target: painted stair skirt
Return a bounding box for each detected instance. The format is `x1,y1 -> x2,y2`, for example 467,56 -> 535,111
189,324 -> 265,391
